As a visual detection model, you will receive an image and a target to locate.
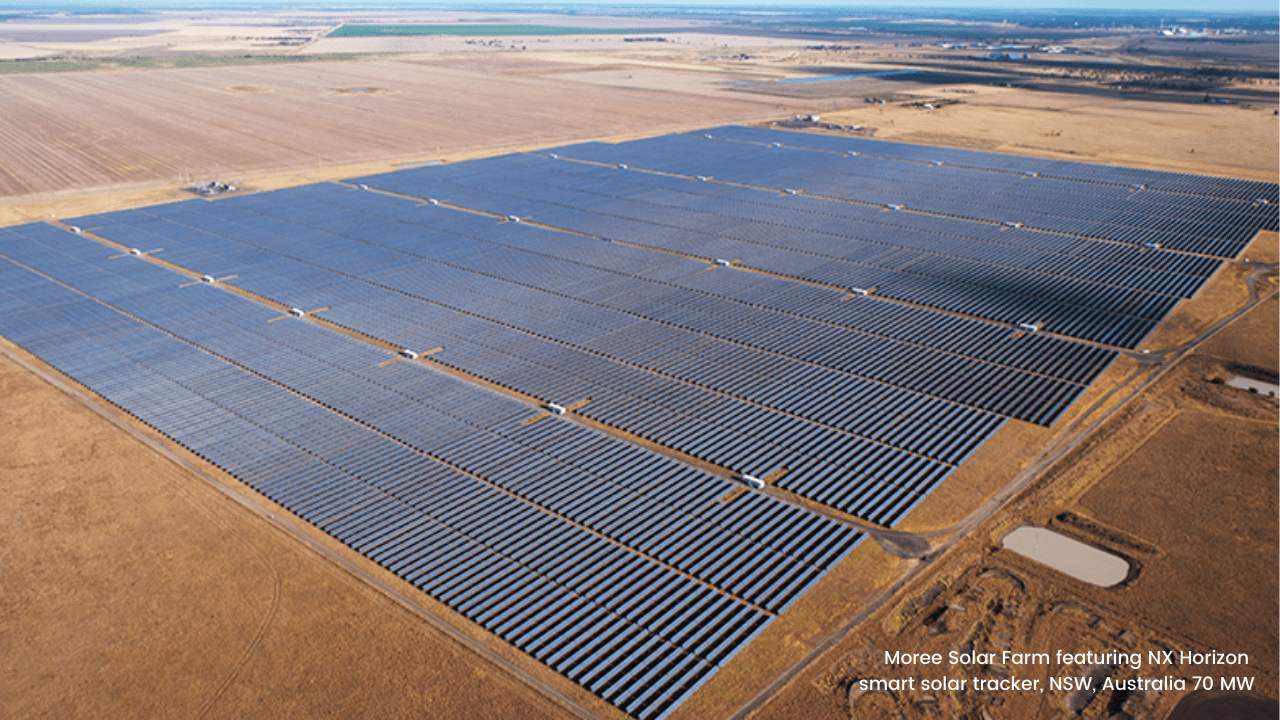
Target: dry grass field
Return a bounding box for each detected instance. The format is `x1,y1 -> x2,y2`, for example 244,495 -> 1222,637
799,85 -> 1278,181
0,57 -> 820,201
1078,408 -> 1277,665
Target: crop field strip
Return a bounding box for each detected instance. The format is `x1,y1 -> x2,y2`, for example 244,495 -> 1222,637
542,130 -> 1277,260
346,152 -> 1224,348
0,222 -> 865,720
66,185 -> 1110,524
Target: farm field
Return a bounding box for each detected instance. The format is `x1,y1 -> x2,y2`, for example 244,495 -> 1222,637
0,58 -> 821,201
2,8 -> 1276,207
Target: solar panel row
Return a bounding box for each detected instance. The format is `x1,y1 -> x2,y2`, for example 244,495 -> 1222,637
70,187 -> 1116,522
577,169 -> 1216,298
763,139 -> 1278,233
66,201 -> 993,523
538,164 -> 1228,295
7,223 -> 866,605
366,149 -> 1228,285
540,135 -> 1272,259
0,223 -> 863,720
348,153 -> 1228,346
696,125 -> 1280,207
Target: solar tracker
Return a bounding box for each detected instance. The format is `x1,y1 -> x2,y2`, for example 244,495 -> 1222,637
4,125 -> 1272,720
699,125 -> 1280,206
347,148 -> 1262,348
70,187 -> 1104,524
0,222 -> 860,719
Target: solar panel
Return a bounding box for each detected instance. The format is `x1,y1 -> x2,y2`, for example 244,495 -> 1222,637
6,124 -> 1269,720
0,222 -> 858,720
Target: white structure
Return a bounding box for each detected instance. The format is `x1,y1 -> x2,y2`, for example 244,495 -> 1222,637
1003,526 -> 1129,587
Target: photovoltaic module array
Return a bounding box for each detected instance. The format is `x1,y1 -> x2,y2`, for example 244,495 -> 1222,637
2,125 -> 1274,720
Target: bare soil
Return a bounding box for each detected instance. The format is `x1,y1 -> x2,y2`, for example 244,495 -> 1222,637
0,57 -> 820,200
1079,409 -> 1278,667
1197,296 -> 1280,379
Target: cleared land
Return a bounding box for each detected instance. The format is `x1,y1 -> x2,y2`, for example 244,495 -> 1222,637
0,58 -> 820,201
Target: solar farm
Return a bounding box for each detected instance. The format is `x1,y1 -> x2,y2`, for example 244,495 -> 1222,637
1,126 -> 1275,720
